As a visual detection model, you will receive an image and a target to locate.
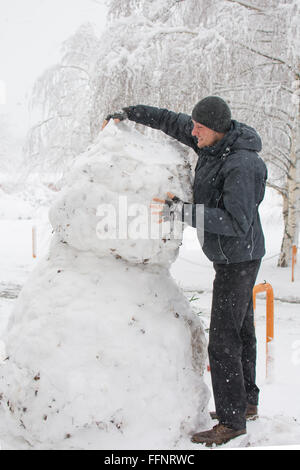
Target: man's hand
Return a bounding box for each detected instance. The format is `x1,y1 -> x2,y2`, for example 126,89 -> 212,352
151,192 -> 184,224
102,109 -> 129,130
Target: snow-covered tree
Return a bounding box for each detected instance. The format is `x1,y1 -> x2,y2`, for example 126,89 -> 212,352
209,0 -> 300,267
0,114 -> 22,185
90,0 -> 217,136
25,23 -> 100,180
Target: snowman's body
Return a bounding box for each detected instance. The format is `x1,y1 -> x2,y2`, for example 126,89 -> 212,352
0,124 -> 209,449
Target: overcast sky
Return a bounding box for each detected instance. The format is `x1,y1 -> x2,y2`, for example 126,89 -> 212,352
0,0 -> 107,137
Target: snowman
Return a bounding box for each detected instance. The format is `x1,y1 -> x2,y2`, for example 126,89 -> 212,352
0,123 -> 209,449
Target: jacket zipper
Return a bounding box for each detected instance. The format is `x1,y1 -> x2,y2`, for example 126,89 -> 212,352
250,224 -> 254,260
216,192 -> 230,264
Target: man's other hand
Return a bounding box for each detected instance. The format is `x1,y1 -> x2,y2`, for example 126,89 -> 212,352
102,109 -> 129,130
151,192 -> 184,224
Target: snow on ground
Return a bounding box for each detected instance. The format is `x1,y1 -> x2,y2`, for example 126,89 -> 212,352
0,184 -> 299,449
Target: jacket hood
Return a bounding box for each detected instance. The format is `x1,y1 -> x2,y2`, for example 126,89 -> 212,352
202,120 -> 262,157
230,120 -> 262,153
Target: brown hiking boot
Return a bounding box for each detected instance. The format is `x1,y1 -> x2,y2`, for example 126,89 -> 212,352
191,423 -> 247,447
210,404 -> 258,421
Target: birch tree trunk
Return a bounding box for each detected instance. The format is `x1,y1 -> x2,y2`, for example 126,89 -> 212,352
278,114 -> 300,267
278,169 -> 297,267
294,73 -> 300,249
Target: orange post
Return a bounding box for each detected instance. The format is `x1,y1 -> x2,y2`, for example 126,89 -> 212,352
253,282 -> 274,379
32,226 -> 37,259
292,245 -> 297,282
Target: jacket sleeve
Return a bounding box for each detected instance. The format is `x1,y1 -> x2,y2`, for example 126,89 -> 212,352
125,105 -> 198,151
182,157 -> 266,237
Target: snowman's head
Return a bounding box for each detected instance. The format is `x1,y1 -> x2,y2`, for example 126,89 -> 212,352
49,122 -> 193,267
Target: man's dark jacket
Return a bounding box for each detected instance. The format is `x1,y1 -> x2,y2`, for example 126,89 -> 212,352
125,105 -> 268,264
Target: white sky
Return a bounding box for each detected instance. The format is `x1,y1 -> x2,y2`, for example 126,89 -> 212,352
0,0 -> 107,137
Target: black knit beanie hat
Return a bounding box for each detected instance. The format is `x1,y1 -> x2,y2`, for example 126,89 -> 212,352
192,96 -> 232,133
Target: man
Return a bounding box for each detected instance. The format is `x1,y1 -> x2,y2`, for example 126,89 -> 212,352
103,96 -> 268,446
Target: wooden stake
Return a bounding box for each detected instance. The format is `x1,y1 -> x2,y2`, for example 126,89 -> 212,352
32,226 -> 37,259
292,245 -> 297,282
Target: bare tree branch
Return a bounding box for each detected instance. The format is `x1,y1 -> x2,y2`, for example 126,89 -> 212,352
266,181 -> 287,196
234,41 -> 300,79
58,65 -> 91,80
223,0 -> 265,13
30,115 -> 73,132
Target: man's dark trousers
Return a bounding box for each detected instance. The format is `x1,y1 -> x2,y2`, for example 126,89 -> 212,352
208,259 -> 261,430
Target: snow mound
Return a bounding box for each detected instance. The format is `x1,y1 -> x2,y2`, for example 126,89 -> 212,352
0,124 -> 209,449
